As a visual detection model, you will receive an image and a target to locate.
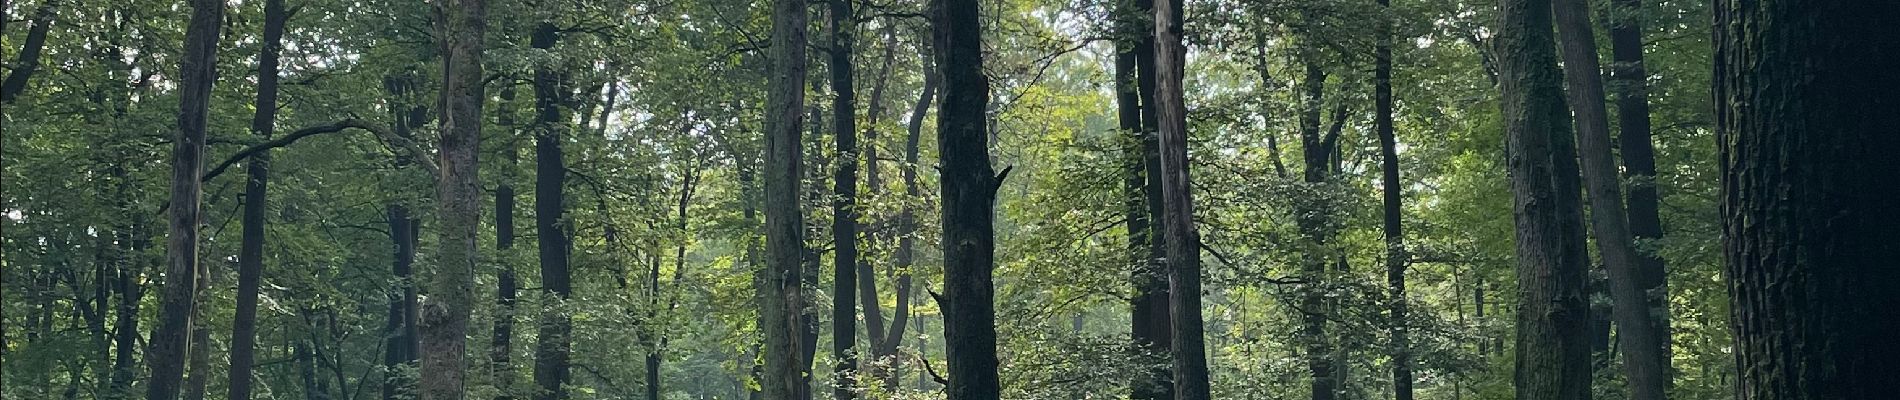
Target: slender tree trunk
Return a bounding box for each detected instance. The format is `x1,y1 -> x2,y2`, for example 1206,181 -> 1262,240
529,21 -> 575,400
827,0 -> 861,397
1603,0 -> 1671,390
1715,1 -> 1900,399
148,0 -> 224,398
1373,0 -> 1410,396
492,82 -> 520,400
932,0 -> 1005,396
1118,0 -> 1173,395
1550,3 -> 1668,398
1294,54 -> 1337,400
0,0 -> 57,103
423,0 -> 488,397
1496,0 -> 1592,398
111,227 -> 147,400
761,0 -> 811,397
1152,0 -> 1210,398
385,75 -> 427,399
227,2 -> 286,398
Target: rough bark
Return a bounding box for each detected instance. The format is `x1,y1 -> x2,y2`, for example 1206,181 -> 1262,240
148,0 -> 224,398
227,0 -> 287,398
761,0 -> 811,397
1152,0 -> 1210,398
1715,1 -> 1900,399
1496,0 -> 1592,398
932,0 -> 1004,396
422,0 -> 488,397
529,21 -> 575,400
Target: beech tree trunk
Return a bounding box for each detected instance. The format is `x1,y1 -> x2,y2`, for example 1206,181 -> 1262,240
422,0 -> 487,397
1496,0 -> 1592,398
1715,1 -> 1900,399
227,1 -> 287,398
148,0 -> 224,398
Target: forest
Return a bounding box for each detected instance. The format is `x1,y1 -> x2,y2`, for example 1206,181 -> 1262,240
2,0 -> 1896,398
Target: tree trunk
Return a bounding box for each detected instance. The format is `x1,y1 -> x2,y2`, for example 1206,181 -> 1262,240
1294,55 -> 1337,400
1373,0 -> 1410,396
1152,0 -> 1210,398
111,227 -> 147,400
1118,0 -> 1172,395
227,2 -> 286,398
1496,0 -> 1592,398
827,0 -> 861,397
1603,0 -> 1672,391
423,0 -> 487,397
148,0 -> 224,398
530,21 -> 575,400
1550,2 -> 1669,398
761,0 -> 811,398
0,0 -> 57,103
493,82 -> 520,400
932,0 -> 1004,396
1715,1 -> 1900,399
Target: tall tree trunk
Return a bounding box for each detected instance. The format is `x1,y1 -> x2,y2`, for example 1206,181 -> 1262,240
148,0 -> 224,398
385,74 -> 426,400
1603,0 -> 1671,390
493,82 -> 520,400
932,0 -> 1005,396
423,0 -> 487,396
1496,0 -> 1592,398
1715,1 -> 1900,399
827,0 -> 861,397
228,2 -> 286,398
0,0 -> 57,103
1119,0 -> 1173,395
111,227 -> 147,400
1373,0 -> 1410,396
529,21 -> 575,400
761,0 -> 811,397
1294,54 -> 1337,400
1152,0 -> 1210,398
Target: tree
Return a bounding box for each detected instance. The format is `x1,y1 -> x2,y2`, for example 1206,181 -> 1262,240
1373,0 -> 1409,397
932,0 -> 1005,397
0,0 -> 57,103
1118,0 -> 1172,396
529,21 -> 575,400
1550,0 -> 1668,397
1151,0 -> 1210,397
147,0 -> 224,398
1603,0 -> 1672,392
827,0 -> 861,397
1715,1 -> 1900,399
1495,0 -> 1592,398
760,0 -> 811,397
422,0 -> 487,397
227,0 -> 288,398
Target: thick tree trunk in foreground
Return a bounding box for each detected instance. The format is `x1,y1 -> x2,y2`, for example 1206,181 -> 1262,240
1715,1 -> 1900,399
423,0 -> 487,397
1604,0 -> 1672,391
932,0 -> 1004,397
761,0 -> 811,397
228,1 -> 287,398
1496,0 -> 1592,398
1152,0 -> 1211,398
827,0 -> 861,397
1550,1 -> 1668,398
148,0 -> 224,398
530,21 -> 575,400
